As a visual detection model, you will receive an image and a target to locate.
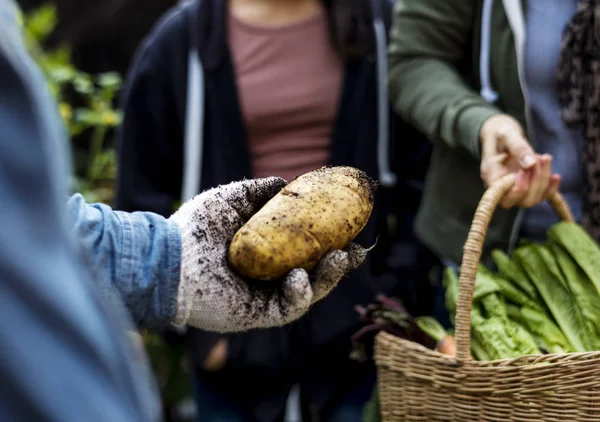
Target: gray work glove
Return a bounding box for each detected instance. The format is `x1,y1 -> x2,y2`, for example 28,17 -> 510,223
169,177 -> 369,332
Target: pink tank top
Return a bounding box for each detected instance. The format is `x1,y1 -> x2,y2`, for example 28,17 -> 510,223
228,7 -> 343,182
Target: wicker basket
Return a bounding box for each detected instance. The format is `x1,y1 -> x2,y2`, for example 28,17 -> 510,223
374,173 -> 600,421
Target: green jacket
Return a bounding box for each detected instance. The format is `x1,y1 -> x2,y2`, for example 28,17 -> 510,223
388,0 -> 533,265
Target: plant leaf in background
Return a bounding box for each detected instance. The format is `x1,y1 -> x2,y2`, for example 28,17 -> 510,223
20,3 -> 122,204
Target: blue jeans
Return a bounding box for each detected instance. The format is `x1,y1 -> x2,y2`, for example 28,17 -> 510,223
192,371 -> 376,422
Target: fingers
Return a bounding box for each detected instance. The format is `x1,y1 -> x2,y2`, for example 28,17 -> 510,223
312,250 -> 350,302
344,242 -> 369,271
498,125 -> 536,170
480,114 -> 536,197
212,177 -> 287,221
520,154 -> 552,207
242,269 -> 314,330
479,114 -> 555,210
311,243 -> 370,303
481,114 -> 534,169
214,269 -> 313,332
247,244 -> 371,325
498,159 -> 560,209
499,170 -> 529,209
480,152 -> 509,189
545,174 -> 561,199
275,268 -> 313,321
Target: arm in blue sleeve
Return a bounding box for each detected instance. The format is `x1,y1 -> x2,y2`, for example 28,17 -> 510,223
114,11 -> 225,359
67,194 -> 182,328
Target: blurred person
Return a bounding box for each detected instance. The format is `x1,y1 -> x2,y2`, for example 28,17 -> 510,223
387,0 -> 593,282
0,1 -> 366,420
115,0 -> 436,420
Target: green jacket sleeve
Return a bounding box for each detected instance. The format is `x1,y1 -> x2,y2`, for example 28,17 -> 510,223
388,0 -> 501,159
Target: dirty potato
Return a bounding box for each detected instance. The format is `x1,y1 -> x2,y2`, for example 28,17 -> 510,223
228,166 -> 376,280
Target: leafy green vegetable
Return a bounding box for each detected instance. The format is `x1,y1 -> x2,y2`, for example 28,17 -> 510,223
538,244 -> 569,290
520,306 -> 572,354
473,315 -> 540,361
473,266 -> 501,302
415,317 -> 447,342
442,266 -> 459,325
477,265 -> 546,317
548,222 -> 600,298
507,320 -> 542,356
538,244 -> 593,350
470,335 -> 491,361
472,317 -> 519,360
506,303 -> 522,321
470,303 -> 486,327
550,242 -> 600,350
509,301 -> 572,354
443,264 -> 501,325
480,292 -> 506,319
489,272 -> 544,312
515,245 -> 588,352
492,249 -> 540,300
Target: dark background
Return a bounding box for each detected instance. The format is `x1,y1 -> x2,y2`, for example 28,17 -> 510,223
18,0 -> 176,75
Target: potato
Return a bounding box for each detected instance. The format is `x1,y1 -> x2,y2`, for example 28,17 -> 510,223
228,166 -> 376,280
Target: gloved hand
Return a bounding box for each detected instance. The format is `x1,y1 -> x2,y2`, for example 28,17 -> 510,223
169,177 -> 369,332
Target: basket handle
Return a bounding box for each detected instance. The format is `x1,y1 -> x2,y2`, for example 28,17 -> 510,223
454,173 -> 575,362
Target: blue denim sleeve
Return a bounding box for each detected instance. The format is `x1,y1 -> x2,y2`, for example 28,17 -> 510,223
67,194 -> 182,328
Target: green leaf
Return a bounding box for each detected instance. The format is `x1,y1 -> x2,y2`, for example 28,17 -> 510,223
548,222 -> 600,300
74,108 -> 103,125
49,66 -> 76,84
73,74 -> 94,94
24,4 -> 57,43
99,110 -> 122,126
550,241 -> 600,350
491,249 -> 540,301
415,316 -> 447,342
97,72 -> 122,89
515,245 -> 589,352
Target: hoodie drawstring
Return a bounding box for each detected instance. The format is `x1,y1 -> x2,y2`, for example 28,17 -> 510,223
480,0 -> 499,103
372,0 -> 397,188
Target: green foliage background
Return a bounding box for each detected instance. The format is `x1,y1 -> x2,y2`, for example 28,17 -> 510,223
19,3 -> 192,416
19,3 -> 122,203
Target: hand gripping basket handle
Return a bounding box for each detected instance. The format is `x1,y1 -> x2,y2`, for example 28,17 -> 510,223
454,173 -> 575,361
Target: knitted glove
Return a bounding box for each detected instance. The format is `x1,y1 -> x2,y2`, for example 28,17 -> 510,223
169,177 -> 368,332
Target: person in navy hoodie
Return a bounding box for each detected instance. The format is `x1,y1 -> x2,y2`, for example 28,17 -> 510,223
115,0 -> 437,420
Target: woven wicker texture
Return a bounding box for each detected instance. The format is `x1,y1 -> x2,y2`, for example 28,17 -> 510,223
375,173 -> 600,421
